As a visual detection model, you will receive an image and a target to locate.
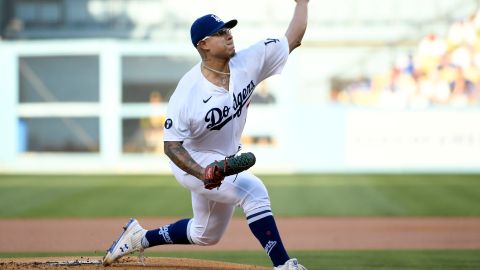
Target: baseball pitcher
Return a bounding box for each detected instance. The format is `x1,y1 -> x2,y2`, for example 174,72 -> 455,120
103,1 -> 309,269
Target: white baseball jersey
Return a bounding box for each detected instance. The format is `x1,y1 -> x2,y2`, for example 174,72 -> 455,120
164,37 -> 289,168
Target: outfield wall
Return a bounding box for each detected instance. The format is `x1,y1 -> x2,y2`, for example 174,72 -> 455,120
1,40 -> 479,174
2,104 -> 480,174
291,107 -> 480,173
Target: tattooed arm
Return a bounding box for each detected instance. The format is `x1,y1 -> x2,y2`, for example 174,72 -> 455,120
164,141 -> 205,181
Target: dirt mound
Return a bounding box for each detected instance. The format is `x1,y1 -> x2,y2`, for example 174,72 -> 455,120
0,256 -> 270,270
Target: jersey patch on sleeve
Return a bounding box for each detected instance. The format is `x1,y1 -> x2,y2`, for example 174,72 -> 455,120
164,118 -> 173,129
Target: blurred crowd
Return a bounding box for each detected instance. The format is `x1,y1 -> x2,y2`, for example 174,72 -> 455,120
334,10 -> 480,108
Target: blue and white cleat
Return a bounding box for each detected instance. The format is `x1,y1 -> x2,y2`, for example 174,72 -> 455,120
102,218 -> 147,266
274,258 -> 307,270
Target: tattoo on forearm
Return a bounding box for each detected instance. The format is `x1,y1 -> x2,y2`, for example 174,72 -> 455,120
164,141 -> 204,180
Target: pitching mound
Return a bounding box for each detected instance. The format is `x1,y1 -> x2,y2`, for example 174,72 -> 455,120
0,256 -> 270,270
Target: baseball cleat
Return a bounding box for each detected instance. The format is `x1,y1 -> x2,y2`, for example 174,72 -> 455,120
274,258 -> 307,270
102,218 -> 146,266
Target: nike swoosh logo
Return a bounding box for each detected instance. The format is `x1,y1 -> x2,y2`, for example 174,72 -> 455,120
203,96 -> 212,103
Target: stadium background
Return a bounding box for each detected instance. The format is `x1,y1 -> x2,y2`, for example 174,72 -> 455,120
2,0 -> 480,173
1,0 -> 480,269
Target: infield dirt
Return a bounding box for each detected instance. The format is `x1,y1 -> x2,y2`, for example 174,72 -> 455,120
0,257 -> 271,270
1,217 -> 480,269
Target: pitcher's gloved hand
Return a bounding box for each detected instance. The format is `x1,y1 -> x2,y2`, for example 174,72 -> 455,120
203,152 -> 256,190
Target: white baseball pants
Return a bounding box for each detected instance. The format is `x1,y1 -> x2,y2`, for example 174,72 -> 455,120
170,162 -> 272,246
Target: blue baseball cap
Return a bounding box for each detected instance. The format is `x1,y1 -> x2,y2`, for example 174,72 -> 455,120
190,14 -> 237,47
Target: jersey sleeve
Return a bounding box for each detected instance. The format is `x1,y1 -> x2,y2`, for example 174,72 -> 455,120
163,93 -> 191,142
255,36 -> 290,82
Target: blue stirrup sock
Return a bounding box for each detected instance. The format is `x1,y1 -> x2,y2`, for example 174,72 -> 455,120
247,213 -> 290,267
142,218 -> 192,248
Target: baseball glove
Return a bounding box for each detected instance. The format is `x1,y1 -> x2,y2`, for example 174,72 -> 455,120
203,152 -> 256,190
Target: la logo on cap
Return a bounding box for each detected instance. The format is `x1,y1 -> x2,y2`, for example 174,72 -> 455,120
211,14 -> 222,22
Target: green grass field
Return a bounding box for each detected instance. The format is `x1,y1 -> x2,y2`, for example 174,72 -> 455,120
1,174 -> 479,269
0,174 -> 480,217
